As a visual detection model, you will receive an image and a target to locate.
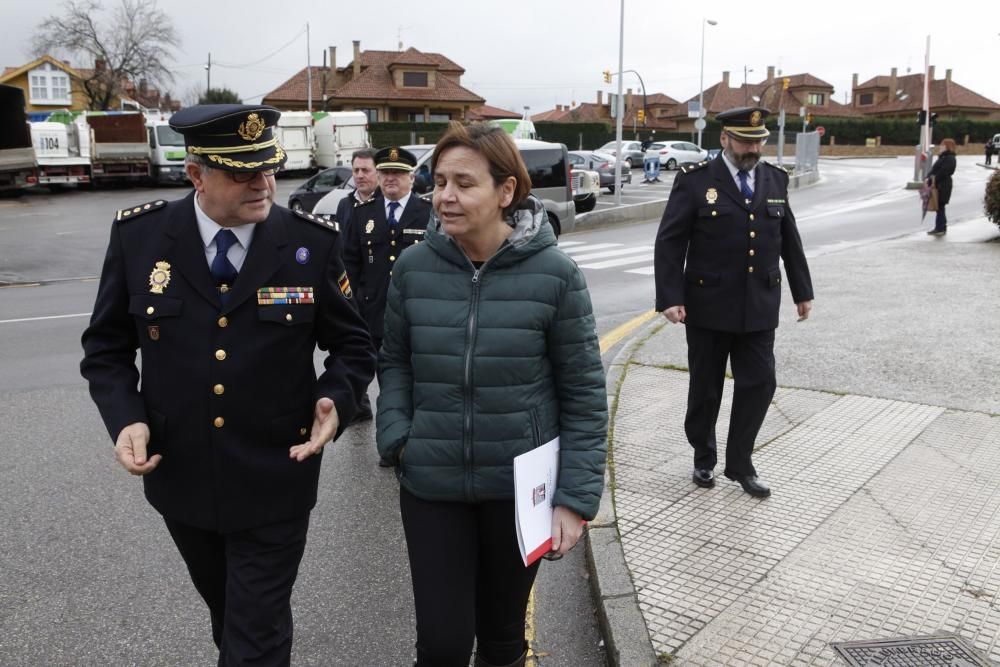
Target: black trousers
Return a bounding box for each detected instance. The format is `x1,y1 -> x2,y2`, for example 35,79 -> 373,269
933,203 -> 948,232
684,324 -> 776,477
163,514 -> 310,667
399,487 -> 541,667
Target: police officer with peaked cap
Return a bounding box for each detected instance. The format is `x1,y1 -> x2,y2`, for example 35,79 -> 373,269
80,104 -> 376,665
653,106 -> 814,498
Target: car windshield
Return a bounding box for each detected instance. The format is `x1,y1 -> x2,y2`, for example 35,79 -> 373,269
155,125 -> 185,147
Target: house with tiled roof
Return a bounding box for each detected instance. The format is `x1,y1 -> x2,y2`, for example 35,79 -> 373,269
850,66 -> 1000,120
466,104 -> 521,121
262,41 -> 485,122
0,55 -> 90,113
532,90 -> 679,131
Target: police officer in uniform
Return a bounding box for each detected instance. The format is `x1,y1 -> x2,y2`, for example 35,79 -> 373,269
334,147 -> 379,230
653,106 -> 813,498
80,104 -> 376,665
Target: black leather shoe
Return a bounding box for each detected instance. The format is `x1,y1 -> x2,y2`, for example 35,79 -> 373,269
692,468 -> 715,488
724,473 -> 771,498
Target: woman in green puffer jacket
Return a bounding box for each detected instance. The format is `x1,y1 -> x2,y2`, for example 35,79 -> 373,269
376,122 -> 608,667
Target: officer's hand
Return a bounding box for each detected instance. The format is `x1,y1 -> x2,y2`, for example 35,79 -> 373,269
289,398 -> 340,462
797,300 -> 813,322
549,506 -> 585,558
662,305 -> 686,324
114,422 -> 161,475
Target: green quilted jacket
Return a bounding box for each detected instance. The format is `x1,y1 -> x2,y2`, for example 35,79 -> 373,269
376,197 -> 608,520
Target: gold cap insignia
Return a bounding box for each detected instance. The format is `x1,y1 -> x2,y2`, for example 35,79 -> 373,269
238,113 -> 265,141
750,111 -> 762,127
365,220 -> 375,234
706,188 -> 718,204
149,261 -> 171,294
389,148 -> 399,162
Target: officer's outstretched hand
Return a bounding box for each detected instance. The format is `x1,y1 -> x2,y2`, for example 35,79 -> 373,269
115,422 -> 161,475
662,305 -> 686,324
290,397 -> 340,462
796,300 -> 813,322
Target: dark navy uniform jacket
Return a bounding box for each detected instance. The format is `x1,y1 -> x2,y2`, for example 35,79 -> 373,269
81,192 -> 376,532
342,194 -> 432,341
654,156 -> 813,332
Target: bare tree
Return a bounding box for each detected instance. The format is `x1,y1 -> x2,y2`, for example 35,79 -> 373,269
33,0 -> 180,110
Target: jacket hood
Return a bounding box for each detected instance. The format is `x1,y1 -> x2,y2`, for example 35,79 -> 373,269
424,195 -> 557,269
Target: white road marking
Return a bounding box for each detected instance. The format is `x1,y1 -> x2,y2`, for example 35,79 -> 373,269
571,245 -> 654,262
560,243 -> 623,255
580,254 -> 655,269
625,266 -> 657,276
0,312 -> 91,325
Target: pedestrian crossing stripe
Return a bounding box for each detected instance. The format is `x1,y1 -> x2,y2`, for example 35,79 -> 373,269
558,241 -> 655,273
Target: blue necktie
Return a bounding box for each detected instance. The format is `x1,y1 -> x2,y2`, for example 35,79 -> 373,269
387,201 -> 401,229
738,170 -> 754,200
211,229 -> 239,298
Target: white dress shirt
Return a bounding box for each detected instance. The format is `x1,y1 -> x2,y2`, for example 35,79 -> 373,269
720,151 -> 756,196
385,192 -> 412,222
194,194 -> 255,271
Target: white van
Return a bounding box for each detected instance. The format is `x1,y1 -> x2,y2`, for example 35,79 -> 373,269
313,111 -> 370,168
146,118 -> 187,184
274,111 -> 315,172
490,119 -> 537,140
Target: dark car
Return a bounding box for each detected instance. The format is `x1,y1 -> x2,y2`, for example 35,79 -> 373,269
287,166 -> 352,212
568,150 -> 632,193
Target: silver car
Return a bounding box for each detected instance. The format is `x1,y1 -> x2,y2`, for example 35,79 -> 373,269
597,140 -> 645,169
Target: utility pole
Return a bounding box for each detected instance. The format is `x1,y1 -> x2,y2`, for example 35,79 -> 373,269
205,52 -> 211,95
306,23 -> 312,112
613,0 -> 624,207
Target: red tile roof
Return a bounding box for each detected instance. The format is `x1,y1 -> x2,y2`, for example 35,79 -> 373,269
388,48 -> 439,67
467,104 -> 522,120
854,72 -> 1000,114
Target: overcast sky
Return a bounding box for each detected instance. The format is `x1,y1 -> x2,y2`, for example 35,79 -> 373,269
4,0 -> 999,115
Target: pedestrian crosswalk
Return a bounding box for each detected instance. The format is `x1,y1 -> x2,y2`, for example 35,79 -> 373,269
557,240 -> 656,275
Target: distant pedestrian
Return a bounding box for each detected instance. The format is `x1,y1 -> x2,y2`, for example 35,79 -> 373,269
80,104 -> 376,665
653,106 -> 814,498
377,122 -> 608,667
985,138 -> 994,166
927,138 -> 957,236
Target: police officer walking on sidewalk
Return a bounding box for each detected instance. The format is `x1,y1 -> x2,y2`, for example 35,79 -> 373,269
653,106 -> 814,498
80,104 -> 376,666
342,147 -> 431,429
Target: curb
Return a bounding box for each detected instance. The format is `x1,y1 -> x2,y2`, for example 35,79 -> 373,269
587,315 -> 665,667
575,199 -> 667,232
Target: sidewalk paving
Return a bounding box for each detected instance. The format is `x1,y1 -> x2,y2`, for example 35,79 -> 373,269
590,217 -> 1000,665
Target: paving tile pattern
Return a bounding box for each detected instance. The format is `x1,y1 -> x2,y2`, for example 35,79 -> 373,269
608,364 -> 1000,664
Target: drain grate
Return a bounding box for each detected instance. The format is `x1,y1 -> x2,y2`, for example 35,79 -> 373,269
830,634 -> 992,666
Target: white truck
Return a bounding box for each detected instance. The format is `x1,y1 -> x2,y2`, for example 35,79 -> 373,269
86,112 -> 151,184
146,118 -> 188,184
312,111 -> 369,168
30,113 -> 92,187
274,111 -> 315,172
0,84 -> 37,193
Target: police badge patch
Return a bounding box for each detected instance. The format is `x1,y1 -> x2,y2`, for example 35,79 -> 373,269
149,261 -> 171,294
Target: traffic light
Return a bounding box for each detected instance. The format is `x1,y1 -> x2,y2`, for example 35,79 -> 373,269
603,69 -> 612,84
782,77 -> 790,90
930,112 -> 938,127
637,109 -> 645,123
917,110 -> 927,125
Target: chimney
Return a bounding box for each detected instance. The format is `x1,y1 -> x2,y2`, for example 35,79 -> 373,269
328,46 -> 336,72
722,71 -> 730,87
597,90 -> 603,105
626,87 -> 633,110
889,67 -> 897,94
95,58 -> 106,73
945,68 -> 952,83
927,65 -> 935,81
353,40 -> 361,77
767,65 -> 775,81
139,79 -> 148,96
852,73 -> 858,90
556,104 -> 562,112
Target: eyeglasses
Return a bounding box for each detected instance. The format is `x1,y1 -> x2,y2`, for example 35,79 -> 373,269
228,167 -> 280,183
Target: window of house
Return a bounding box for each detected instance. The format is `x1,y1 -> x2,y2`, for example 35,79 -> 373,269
27,63 -> 72,105
402,71 -> 429,87
807,92 -> 825,106
359,108 -> 378,123
406,112 -> 450,123
858,93 -> 874,106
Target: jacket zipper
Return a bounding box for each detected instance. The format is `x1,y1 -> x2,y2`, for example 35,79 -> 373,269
530,407 -> 542,448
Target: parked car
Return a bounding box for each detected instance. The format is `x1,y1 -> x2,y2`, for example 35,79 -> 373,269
596,140 -> 645,169
571,168 -> 601,213
649,141 -> 709,170
568,150 -> 631,193
287,166 -> 352,212
314,140 -> 577,236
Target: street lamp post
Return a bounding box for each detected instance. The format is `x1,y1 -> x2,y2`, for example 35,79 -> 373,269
743,66 -> 754,105
697,18 -> 718,149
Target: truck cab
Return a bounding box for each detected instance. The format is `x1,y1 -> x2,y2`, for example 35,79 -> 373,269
31,113 -> 92,186
146,119 -> 188,184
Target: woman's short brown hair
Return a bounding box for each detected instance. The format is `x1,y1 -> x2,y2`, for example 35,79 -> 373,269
431,122 -> 532,216
940,138 -> 957,152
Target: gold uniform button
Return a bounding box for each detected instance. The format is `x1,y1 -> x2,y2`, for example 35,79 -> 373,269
298,427 -> 308,436
213,417 -> 225,428
220,284 -> 229,294
285,313 -> 293,322
749,249 -> 756,257
711,210 -> 718,217
750,231 -> 757,239
748,266 -> 755,273
389,255 -> 396,261
146,306 -> 155,315
391,240 -> 396,246
698,279 -> 704,285
213,384 -> 225,395
749,213 -> 755,221
215,349 -> 227,361
218,316 -> 228,328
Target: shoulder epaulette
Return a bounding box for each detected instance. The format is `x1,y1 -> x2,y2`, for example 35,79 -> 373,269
353,196 -> 379,209
761,160 -> 791,174
292,208 -> 340,233
115,199 -> 167,222
680,160 -> 710,175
